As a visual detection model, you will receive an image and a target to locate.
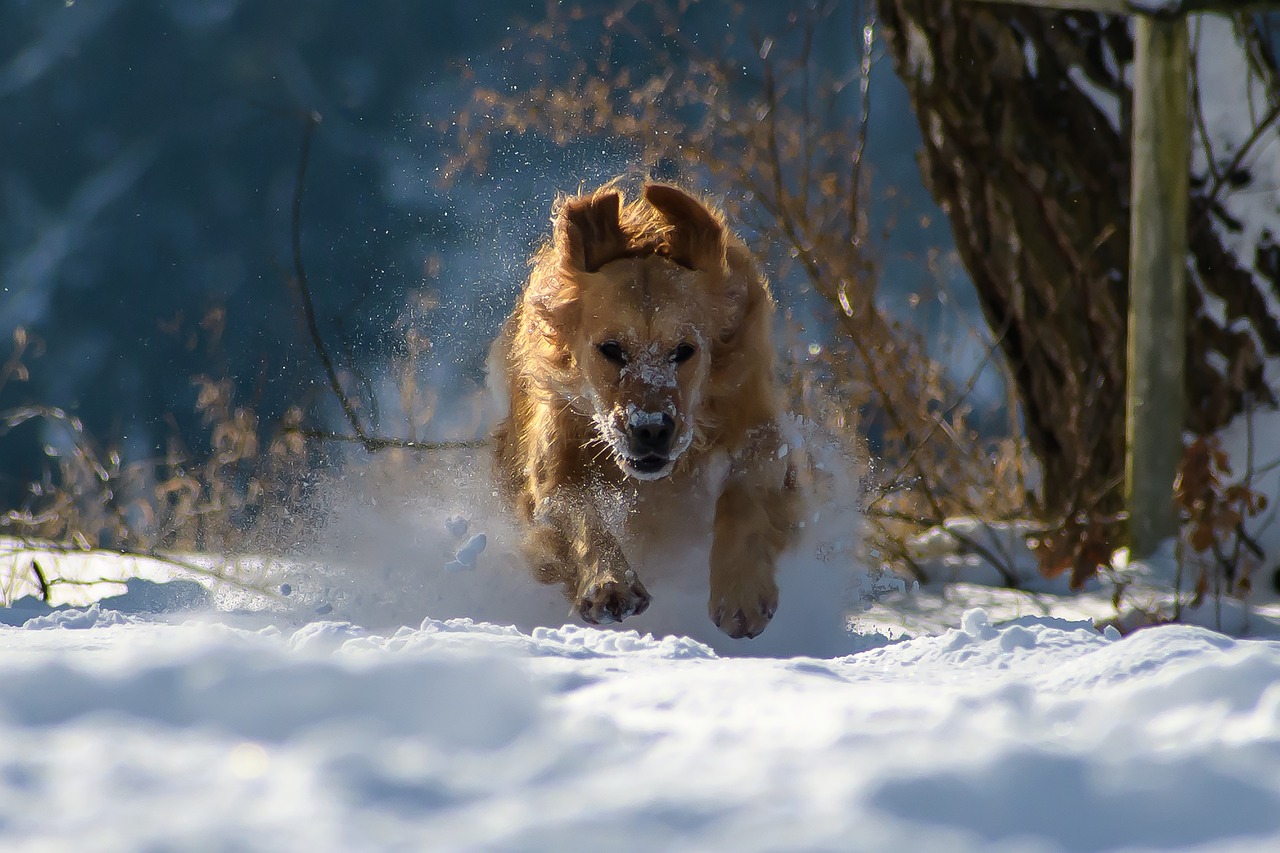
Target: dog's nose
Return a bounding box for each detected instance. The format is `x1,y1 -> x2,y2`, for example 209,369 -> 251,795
628,413 -> 675,456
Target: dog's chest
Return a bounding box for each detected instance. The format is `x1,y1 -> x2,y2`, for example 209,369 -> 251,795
614,450 -> 729,566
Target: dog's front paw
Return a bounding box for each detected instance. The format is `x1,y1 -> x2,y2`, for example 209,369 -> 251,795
576,576 -> 651,625
710,584 -> 778,639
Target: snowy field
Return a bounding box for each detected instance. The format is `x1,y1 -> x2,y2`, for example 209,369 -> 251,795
4,594 -> 1280,852
3,444 -> 1280,852
6,500 -> 1280,853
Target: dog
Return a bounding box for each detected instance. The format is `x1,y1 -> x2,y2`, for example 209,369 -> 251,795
490,181 -> 800,639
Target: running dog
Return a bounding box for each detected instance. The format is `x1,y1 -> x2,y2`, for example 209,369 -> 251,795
490,182 -> 800,638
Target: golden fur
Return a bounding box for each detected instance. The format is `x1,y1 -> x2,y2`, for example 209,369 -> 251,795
491,181 -> 800,638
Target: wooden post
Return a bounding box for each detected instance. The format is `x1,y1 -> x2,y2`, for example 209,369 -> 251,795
1125,14 -> 1190,558
967,0 -> 1280,556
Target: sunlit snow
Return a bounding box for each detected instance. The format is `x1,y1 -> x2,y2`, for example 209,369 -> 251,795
4,440 -> 1280,851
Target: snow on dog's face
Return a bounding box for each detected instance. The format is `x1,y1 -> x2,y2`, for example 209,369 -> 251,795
525,185 -> 741,481
573,256 -> 711,480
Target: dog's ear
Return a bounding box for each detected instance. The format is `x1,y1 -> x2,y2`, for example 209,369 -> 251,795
555,190 -> 628,273
526,191 -> 624,336
644,183 -> 727,273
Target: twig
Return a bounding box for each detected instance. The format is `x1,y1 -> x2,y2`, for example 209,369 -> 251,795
287,111 -> 377,451
1188,23 -> 1222,188
290,428 -> 486,452
863,506 -> 936,526
0,328 -> 34,395
869,525 -> 930,584
30,559 -> 50,603
284,111 -> 473,457
1190,98 -> 1280,240
868,316 -> 1012,507
2,540 -> 281,597
849,2 -> 875,239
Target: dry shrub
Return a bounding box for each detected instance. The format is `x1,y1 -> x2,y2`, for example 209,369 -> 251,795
0,264 -> 474,604
442,0 -> 1034,581
1031,512 -> 1122,592
0,320 -> 315,594
1173,434 -> 1270,603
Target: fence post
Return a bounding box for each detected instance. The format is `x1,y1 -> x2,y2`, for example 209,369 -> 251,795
1125,14 -> 1190,559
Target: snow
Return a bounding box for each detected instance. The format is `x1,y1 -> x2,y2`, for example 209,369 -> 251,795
1195,10 -> 1280,558
8,10 -> 1280,851
1217,404 -> 1280,564
878,517 -> 1280,640
5,473 -> 1280,851
904,517 -> 1101,594
5,450 -> 1280,851
4,591 -> 1280,851
5,393 -> 1280,851
226,420 -> 876,661
1067,65 -> 1121,133
1039,14 -> 1280,603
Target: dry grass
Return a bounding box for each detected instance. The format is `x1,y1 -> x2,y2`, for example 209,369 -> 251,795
0,321 -> 314,599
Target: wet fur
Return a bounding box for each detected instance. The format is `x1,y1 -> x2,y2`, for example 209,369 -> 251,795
491,181 -> 800,638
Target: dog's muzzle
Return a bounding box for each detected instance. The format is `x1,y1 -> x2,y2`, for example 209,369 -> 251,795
624,412 -> 675,475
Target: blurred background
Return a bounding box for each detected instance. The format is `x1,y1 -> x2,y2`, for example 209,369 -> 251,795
6,1 -> 1280,612
0,0 -> 961,497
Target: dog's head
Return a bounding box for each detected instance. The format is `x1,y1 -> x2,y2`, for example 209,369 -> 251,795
525,184 -> 745,481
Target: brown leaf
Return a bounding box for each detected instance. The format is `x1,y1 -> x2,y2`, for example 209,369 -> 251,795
1189,523 -> 1215,553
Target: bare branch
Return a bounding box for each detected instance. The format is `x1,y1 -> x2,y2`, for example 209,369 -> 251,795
850,4 -> 875,239
290,428 -> 486,453
30,559 -> 50,603
1190,97 -> 1280,238
286,111 -> 377,452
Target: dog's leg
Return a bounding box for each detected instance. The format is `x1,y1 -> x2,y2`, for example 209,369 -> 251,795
567,501 -> 651,625
708,460 -> 797,639
526,495 -> 650,625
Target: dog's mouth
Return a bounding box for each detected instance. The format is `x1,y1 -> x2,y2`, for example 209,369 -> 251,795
621,453 -> 674,480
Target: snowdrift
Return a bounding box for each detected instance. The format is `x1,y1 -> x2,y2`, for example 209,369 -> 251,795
3,598 -> 1280,852
5,431 -> 1280,851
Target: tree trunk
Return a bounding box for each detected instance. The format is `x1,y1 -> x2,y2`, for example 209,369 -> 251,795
877,0 -> 1278,523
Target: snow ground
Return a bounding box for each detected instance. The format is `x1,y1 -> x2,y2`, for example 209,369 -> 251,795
5,446 -> 1280,851
6,515 -> 1280,852
4,596 -> 1280,852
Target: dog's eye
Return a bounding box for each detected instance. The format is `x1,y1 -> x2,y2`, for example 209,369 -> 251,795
670,343 -> 697,364
597,341 -> 627,365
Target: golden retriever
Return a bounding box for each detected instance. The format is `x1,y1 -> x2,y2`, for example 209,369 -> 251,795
490,181 -> 800,638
